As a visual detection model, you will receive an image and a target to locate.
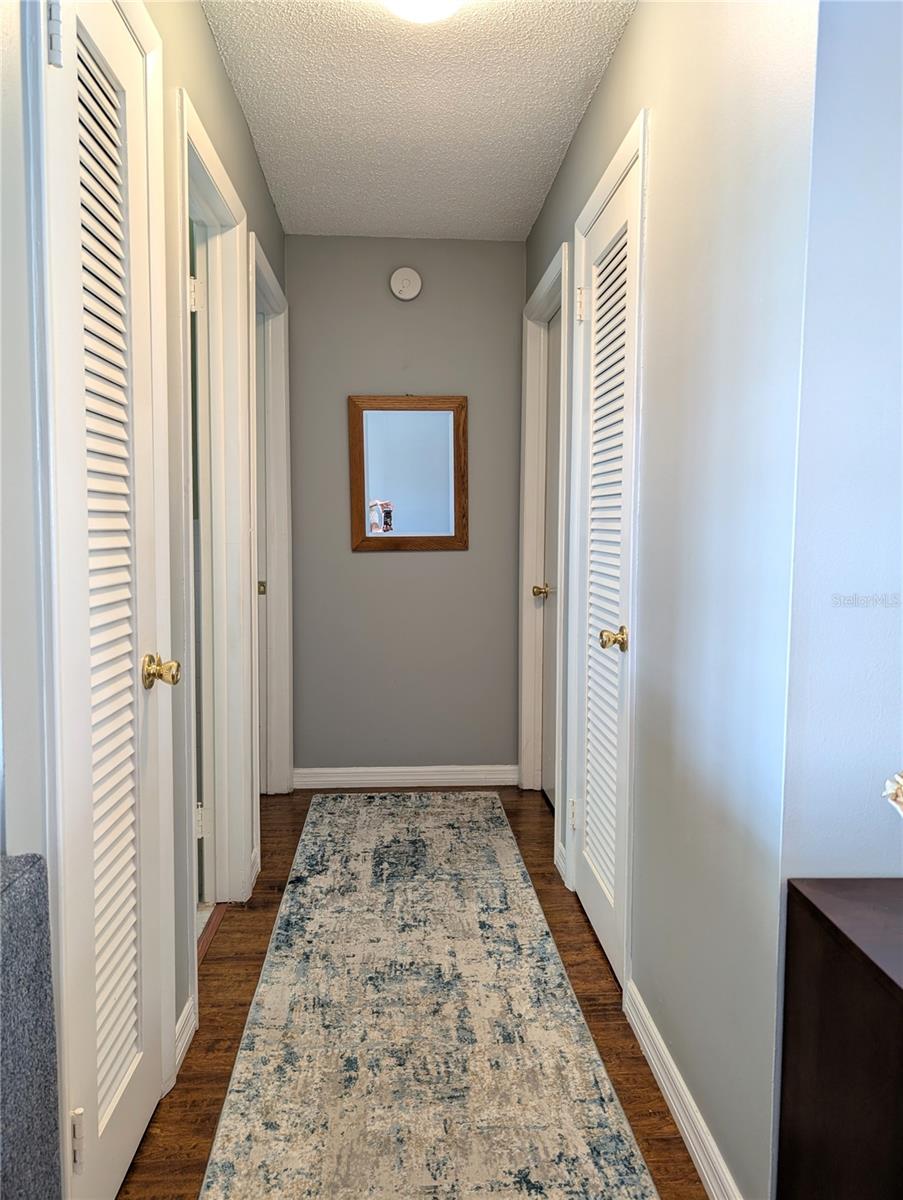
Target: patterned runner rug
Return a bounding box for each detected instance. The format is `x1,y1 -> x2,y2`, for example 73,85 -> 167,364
202,792 -> 656,1198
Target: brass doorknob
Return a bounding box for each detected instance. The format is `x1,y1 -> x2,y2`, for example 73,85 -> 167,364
532,584 -> 551,599
599,625 -> 629,653
141,653 -> 182,690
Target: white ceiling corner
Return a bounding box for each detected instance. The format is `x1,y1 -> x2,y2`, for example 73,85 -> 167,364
201,0 -> 635,241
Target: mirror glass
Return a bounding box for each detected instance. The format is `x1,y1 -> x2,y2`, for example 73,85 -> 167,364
363,409 -> 455,537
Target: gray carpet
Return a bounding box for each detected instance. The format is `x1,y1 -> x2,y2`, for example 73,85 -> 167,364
202,792 -> 656,1198
1,854 -> 62,1200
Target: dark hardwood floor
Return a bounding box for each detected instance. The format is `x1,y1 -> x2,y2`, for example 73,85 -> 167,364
119,788 -> 704,1199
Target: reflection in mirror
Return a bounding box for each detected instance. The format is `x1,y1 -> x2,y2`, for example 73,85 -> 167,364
363,410 -> 455,537
348,396 -> 468,551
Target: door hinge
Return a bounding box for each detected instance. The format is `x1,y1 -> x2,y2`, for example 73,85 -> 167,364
70,1107 -> 85,1174
576,286 -> 586,323
47,1 -> 63,67
569,797 -> 577,832
195,805 -> 207,838
188,275 -> 202,314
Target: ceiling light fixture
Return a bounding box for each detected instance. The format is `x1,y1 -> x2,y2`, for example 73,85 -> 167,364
381,0 -> 462,24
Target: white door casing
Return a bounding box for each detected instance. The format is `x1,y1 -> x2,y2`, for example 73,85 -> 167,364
541,307 -> 563,805
188,223 -> 218,911
519,245 -> 570,881
168,90 -> 255,1068
41,2 -> 174,1194
249,233 -> 293,797
256,314 -> 268,793
568,113 -> 646,986
173,92 -> 257,927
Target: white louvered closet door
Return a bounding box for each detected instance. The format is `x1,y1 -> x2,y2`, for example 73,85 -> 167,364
573,158 -> 641,986
44,5 -> 170,1198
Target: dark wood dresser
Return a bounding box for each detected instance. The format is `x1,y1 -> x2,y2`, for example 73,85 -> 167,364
777,878 -> 903,1199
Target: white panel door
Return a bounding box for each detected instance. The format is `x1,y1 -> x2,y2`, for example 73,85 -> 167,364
573,159 -> 641,985
541,307 -> 563,804
44,4 -> 171,1196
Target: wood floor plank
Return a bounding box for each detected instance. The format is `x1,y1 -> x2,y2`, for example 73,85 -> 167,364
118,788 -> 704,1199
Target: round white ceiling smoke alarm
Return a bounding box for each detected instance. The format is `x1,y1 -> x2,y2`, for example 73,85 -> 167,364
389,267 -> 422,301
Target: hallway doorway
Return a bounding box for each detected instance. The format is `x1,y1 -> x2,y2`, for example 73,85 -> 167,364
250,235 -> 293,800
540,304 -> 563,808
170,93 -> 259,1051
519,245 -> 570,879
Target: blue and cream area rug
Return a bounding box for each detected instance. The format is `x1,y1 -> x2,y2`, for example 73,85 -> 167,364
201,792 -> 657,1199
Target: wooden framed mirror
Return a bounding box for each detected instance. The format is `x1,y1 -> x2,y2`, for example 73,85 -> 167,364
348,395 -> 468,551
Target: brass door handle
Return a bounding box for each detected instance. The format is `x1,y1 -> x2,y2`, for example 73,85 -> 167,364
141,653 -> 182,689
532,584 -> 552,599
599,625 -> 629,653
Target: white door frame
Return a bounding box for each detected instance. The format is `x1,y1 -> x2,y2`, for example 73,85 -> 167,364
188,221 -> 218,917
566,110 -> 647,973
25,0 -> 175,1187
249,235 -> 293,797
171,90 -> 257,1040
518,245 -> 570,877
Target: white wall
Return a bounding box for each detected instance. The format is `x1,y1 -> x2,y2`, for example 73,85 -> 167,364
781,0 -> 903,883
527,4 -> 820,1195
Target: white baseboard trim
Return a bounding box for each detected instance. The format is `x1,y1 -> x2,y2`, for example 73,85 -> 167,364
174,996 -> 197,1075
554,844 -> 569,885
623,981 -> 743,1200
292,765 -> 520,790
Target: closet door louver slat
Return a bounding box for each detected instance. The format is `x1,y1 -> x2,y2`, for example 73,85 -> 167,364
77,35 -> 140,1127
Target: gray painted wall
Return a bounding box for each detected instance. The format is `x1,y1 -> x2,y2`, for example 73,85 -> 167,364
527,4 -> 820,1195
286,236 -> 524,769
1,0 -> 46,856
781,0 -> 903,881
146,0 -> 284,286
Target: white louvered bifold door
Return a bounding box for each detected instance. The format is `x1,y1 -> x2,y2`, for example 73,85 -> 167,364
80,26 -> 145,1129
573,157 -> 641,986
44,5 -> 170,1198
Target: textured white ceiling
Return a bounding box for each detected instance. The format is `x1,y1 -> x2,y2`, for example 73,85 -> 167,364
201,0 -> 635,240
